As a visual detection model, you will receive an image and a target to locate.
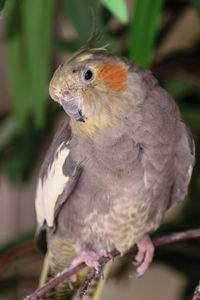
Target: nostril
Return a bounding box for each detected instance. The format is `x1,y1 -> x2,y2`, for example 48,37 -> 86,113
63,90 -> 70,97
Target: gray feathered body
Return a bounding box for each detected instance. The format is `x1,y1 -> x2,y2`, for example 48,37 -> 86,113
36,58 -> 194,299
47,61 -> 194,255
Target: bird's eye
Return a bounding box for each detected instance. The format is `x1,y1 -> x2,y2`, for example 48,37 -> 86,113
84,69 -> 93,80
81,68 -> 94,83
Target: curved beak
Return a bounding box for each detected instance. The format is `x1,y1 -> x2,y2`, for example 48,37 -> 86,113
59,91 -> 85,122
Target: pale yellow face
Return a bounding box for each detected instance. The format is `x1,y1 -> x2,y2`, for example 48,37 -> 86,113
50,54 -> 127,97
49,50 -> 131,135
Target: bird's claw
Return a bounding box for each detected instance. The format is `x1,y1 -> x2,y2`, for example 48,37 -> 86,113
70,245 -> 109,281
135,271 -> 144,279
67,277 -> 74,290
105,251 -> 114,262
129,271 -> 144,280
132,259 -> 142,267
130,260 -> 144,279
132,235 -> 154,276
96,262 -> 104,280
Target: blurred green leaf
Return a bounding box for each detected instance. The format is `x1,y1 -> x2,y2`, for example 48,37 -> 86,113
0,117 -> 16,151
53,38 -> 82,52
60,0 -> 118,53
5,0 -> 55,129
181,108 -> 200,130
192,0 -> 200,18
53,35 -> 118,54
164,78 -> 194,98
61,0 -> 103,45
0,0 -> 6,11
129,0 -> 164,67
1,124 -> 44,183
101,0 -> 128,23
0,103 -> 59,184
21,0 -> 55,127
0,230 -> 34,256
5,0 -> 29,127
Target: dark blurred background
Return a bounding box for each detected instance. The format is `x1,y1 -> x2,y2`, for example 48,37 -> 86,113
0,0 -> 200,299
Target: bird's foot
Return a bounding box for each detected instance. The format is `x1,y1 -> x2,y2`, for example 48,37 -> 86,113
70,245 -> 108,282
133,235 -> 154,278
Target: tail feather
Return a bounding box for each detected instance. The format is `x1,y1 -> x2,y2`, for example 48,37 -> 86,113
39,236 -> 112,300
40,254 -> 89,299
39,252 -> 50,287
39,254 -> 111,300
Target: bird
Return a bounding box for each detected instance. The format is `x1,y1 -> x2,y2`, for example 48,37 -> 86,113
35,39 -> 195,300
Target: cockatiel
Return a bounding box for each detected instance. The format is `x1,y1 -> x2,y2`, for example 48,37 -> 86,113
35,40 -> 195,300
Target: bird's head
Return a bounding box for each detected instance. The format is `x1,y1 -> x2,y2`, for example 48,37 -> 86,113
49,43 -> 144,136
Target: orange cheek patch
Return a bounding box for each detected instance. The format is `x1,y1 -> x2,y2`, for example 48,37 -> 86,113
96,61 -> 127,91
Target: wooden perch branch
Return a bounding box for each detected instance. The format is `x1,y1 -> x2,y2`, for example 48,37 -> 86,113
74,268 -> 97,300
25,228 -> 200,300
153,229 -> 200,247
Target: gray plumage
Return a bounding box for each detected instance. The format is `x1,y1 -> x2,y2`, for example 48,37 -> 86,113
35,52 -> 195,299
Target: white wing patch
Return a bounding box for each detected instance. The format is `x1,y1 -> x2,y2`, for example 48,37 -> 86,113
35,142 -> 70,228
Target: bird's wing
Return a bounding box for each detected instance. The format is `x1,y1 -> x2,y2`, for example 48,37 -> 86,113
35,118 -> 82,251
169,119 -> 195,207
